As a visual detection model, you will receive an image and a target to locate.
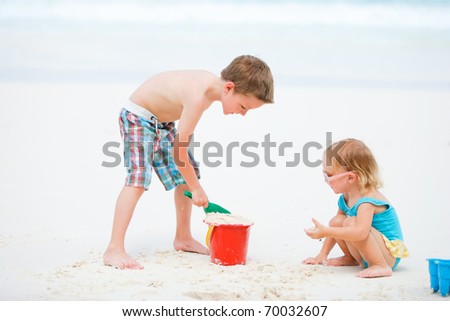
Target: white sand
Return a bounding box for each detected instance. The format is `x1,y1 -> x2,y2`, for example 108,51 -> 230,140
1,83 -> 449,304
5,249 -> 438,301
204,213 -> 254,226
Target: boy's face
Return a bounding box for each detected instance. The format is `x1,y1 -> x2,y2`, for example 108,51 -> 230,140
221,83 -> 265,116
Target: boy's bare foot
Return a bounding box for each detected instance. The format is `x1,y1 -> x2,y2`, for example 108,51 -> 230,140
103,248 -> 144,270
174,238 -> 210,255
356,265 -> 392,278
325,255 -> 360,266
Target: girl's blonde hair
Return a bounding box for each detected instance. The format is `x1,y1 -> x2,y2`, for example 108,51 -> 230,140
324,138 -> 383,193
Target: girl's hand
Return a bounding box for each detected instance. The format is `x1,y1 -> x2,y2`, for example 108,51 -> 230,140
191,187 -> 209,208
303,254 -> 328,265
304,218 -> 327,240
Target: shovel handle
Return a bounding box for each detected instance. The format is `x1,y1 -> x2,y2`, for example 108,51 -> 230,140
184,190 -> 193,199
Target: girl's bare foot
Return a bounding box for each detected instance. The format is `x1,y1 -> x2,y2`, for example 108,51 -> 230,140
357,265 -> 392,278
174,238 -> 210,255
325,255 -> 360,266
103,248 -> 144,270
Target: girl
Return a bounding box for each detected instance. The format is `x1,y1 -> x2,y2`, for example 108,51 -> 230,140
304,138 -> 409,278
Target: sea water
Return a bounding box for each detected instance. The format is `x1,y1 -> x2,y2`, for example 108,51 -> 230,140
0,0 -> 449,89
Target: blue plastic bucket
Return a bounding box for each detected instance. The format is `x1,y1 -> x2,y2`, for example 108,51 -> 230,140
437,260 -> 450,297
427,258 -> 450,297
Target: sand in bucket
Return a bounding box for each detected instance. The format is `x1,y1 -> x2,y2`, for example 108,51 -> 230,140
203,213 -> 254,266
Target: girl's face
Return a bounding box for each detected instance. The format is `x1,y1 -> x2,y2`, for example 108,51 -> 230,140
221,82 -> 264,116
322,165 -> 357,194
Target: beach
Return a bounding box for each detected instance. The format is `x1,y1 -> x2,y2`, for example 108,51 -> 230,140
1,82 -> 449,303
1,0 -> 450,318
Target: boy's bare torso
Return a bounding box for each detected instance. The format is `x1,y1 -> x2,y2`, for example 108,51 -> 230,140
129,70 -> 220,123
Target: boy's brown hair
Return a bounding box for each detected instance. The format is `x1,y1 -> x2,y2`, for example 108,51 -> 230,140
325,138 -> 383,193
221,55 -> 274,103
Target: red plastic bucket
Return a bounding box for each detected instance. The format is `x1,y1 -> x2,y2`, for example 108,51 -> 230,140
208,224 -> 252,266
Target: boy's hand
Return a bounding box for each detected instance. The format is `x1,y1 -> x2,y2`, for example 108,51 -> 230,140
191,187 -> 209,208
304,218 -> 326,239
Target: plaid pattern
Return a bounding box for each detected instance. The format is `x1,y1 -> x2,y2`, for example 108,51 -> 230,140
119,108 -> 200,191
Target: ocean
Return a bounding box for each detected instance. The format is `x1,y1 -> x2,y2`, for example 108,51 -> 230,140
1,0 -> 450,88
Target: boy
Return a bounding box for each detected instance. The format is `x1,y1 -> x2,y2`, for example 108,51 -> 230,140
104,55 -> 274,269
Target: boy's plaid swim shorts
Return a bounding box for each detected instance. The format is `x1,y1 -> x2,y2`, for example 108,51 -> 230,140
119,108 -> 200,191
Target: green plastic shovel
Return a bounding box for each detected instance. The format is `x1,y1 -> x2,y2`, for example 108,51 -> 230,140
184,190 -> 231,247
183,191 -> 231,214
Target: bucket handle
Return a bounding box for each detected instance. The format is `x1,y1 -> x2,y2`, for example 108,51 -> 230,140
206,226 -> 213,248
